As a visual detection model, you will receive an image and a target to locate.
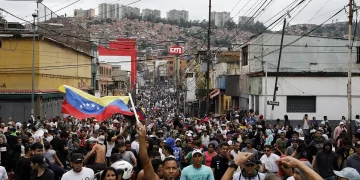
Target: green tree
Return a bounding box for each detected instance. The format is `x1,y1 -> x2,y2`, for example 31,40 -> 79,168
224,20 -> 236,30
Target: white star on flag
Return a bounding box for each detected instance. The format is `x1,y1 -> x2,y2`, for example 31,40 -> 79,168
86,103 -> 90,107
80,105 -> 83,109
97,106 -> 100,110
91,104 -> 95,108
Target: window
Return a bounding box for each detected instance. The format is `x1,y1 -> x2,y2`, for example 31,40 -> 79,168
357,47 -> 360,63
242,46 -> 248,66
287,96 -> 316,113
169,61 -> 173,64
170,67 -> 174,71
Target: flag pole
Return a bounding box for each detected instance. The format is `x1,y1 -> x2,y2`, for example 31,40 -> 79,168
128,93 -> 140,124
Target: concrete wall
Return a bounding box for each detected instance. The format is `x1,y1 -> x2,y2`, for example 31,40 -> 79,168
250,76 -> 360,121
248,34 -> 360,73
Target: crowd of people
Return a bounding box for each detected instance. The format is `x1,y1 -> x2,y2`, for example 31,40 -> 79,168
0,89 -> 359,180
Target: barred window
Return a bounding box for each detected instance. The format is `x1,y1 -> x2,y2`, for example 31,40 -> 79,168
287,96 -> 316,113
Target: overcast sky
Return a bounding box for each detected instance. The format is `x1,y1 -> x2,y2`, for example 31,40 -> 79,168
0,0 -> 352,28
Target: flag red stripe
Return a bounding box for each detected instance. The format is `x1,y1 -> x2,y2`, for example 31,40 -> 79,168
62,99 -> 134,121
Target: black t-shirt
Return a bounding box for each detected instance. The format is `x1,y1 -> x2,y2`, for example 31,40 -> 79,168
210,155 -> 233,180
14,156 -> 32,180
30,168 -> 55,180
298,145 -> 317,163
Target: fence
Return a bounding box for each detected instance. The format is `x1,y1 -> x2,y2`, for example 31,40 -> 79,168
37,3 -> 91,54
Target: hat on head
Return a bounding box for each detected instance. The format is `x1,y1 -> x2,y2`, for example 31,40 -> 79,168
192,149 -> 203,156
340,122 -> 344,125
30,154 -> 48,168
244,159 -> 257,165
71,153 -> 84,162
98,135 -> 105,144
334,167 -> 360,180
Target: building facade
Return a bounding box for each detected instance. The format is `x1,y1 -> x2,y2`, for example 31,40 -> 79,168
240,33 -> 360,122
74,8 -> 95,18
98,63 -> 113,97
211,11 -> 231,27
99,3 -> 113,18
99,3 -> 140,19
0,34 -> 92,121
167,10 -> 189,22
142,9 -> 161,20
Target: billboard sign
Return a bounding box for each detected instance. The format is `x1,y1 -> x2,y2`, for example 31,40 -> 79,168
168,46 -> 184,55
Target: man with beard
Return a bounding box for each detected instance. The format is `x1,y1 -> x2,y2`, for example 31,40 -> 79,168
61,153 -> 94,180
310,129 -> 326,152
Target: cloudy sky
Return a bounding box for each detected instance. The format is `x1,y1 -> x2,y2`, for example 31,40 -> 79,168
0,0 -> 352,28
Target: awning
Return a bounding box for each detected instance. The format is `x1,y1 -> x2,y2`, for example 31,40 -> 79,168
209,89 -> 220,99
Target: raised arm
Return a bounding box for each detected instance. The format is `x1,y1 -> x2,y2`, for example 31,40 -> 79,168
136,123 -> 159,180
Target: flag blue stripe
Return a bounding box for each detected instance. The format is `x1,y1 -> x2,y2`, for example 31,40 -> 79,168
65,87 -> 105,114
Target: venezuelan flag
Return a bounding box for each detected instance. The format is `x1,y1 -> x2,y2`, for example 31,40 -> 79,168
58,85 -> 134,121
136,107 -> 147,121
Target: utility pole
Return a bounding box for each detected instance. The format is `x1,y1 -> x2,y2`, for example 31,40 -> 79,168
206,0 -> 212,116
347,0 -> 353,137
270,18 -> 286,126
174,42 -> 180,115
31,13 -> 37,117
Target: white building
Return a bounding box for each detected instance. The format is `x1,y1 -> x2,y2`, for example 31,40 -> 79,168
98,3 -> 113,18
118,5 -> 140,18
98,3 -> 140,18
211,11 -> 230,27
167,9 -> 189,22
238,33 -> 360,121
142,9 -> 161,20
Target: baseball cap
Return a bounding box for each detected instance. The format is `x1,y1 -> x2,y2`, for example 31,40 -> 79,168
340,122 -> 344,125
98,135 -> 105,144
244,159 -> 257,166
192,149 -> 203,156
71,153 -> 84,162
30,154 -> 49,168
334,167 -> 360,180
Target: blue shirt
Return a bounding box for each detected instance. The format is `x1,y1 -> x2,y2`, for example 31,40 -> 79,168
180,165 -> 214,180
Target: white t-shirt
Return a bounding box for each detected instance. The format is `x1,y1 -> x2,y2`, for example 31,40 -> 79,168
131,141 -> 139,154
260,153 -> 280,173
61,167 -> 94,180
0,166 -> 7,180
303,119 -> 309,129
232,172 -> 265,180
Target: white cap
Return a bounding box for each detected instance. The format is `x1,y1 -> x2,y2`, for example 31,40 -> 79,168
97,135 -> 105,144
192,149 -> 203,156
334,167 -> 360,180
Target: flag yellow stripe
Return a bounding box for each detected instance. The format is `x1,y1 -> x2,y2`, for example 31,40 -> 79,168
58,85 -> 130,106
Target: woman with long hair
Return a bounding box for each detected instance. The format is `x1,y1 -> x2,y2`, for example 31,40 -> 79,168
203,143 -> 217,167
101,167 -> 118,180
